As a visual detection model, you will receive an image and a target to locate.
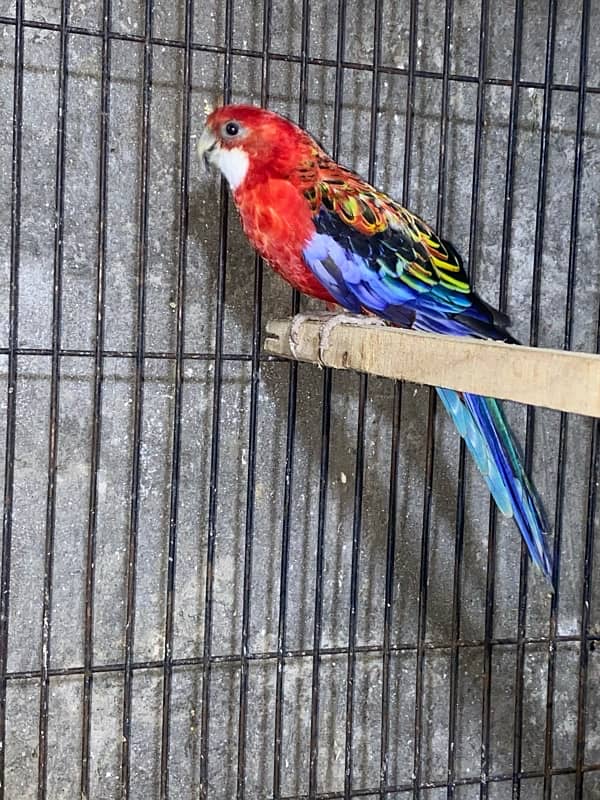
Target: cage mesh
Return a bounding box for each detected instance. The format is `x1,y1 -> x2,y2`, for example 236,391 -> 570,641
0,0 -> 599,798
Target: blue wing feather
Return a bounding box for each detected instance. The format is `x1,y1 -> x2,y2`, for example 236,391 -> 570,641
302,203 -> 553,582
303,208 -> 512,340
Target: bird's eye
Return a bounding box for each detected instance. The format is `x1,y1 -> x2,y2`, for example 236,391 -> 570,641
225,121 -> 239,137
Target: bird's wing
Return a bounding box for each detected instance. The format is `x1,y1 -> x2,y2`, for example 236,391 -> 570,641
299,156 -> 512,339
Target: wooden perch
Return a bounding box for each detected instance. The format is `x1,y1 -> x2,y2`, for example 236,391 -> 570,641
264,313 -> 600,418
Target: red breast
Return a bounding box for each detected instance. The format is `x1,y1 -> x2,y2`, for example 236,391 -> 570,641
234,179 -> 335,302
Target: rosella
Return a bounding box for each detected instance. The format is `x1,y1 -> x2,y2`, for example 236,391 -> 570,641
198,104 -> 552,581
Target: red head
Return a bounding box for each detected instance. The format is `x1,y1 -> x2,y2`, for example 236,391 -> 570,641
198,104 -> 313,191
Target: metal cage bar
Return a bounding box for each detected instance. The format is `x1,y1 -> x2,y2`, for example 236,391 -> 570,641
0,1 -> 24,796
36,0 -> 70,796
0,2 -> 598,799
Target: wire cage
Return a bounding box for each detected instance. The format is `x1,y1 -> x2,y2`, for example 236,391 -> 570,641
0,0 -> 599,798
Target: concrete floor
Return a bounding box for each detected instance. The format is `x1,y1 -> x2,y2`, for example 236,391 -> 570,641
1,0 -> 600,798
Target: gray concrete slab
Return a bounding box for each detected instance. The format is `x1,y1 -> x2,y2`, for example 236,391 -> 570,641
0,0 -> 599,798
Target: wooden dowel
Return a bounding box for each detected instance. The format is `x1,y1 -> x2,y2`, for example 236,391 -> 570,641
264,313 -> 600,418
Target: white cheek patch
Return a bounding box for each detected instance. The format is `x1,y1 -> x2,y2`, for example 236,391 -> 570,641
211,146 -> 249,191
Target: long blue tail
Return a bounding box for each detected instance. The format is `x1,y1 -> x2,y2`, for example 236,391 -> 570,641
437,387 -> 552,582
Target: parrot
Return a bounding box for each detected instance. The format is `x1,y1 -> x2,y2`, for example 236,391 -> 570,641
198,104 -> 552,582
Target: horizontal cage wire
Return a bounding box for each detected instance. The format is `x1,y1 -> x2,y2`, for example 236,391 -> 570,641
0,0 -> 599,799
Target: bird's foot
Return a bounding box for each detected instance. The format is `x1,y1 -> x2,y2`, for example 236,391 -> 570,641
319,313 -> 387,361
289,311 -> 338,360
288,311 -> 388,363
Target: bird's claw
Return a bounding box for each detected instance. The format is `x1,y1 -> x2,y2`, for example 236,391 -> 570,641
289,311 -> 338,360
319,313 -> 387,362
288,311 -> 387,363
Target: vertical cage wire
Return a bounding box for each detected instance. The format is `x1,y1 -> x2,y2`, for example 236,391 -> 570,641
36,0 -> 69,794
551,10 -> 591,784
0,0 -> 24,794
158,0 -> 195,794
80,0 -> 111,794
445,0 -> 489,790
119,0 -> 151,794
0,1 -> 599,799
572,5 -> 594,800
199,1 -> 234,797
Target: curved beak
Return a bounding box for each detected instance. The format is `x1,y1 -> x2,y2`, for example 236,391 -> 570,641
198,127 -> 217,171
